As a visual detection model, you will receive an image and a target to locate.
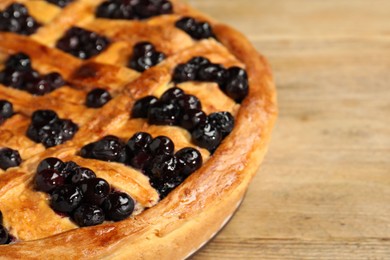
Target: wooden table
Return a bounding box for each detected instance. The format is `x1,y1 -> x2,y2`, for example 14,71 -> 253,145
190,0 -> 390,259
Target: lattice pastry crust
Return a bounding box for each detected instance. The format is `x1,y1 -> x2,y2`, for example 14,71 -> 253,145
0,0 -> 277,258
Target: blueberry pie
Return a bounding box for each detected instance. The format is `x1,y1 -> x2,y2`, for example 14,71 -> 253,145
0,0 -> 277,258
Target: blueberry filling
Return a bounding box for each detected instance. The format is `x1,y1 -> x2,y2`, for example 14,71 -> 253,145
80,132 -> 203,198
172,57 -> 249,103
0,147 -> 22,170
26,110 -> 79,148
34,158 -> 136,227
56,27 -> 110,59
85,88 -> 112,108
0,53 -> 66,95
0,100 -> 14,124
128,42 -> 166,72
45,0 -> 74,8
130,87 -> 235,152
0,3 -> 41,35
96,0 -> 173,20
175,17 -> 214,40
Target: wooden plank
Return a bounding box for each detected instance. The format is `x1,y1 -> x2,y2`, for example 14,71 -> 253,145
189,0 -> 390,258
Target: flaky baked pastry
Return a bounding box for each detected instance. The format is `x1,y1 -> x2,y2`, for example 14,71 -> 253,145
0,0 -> 277,258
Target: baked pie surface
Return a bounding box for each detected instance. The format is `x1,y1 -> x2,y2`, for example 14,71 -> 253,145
0,0 -> 277,258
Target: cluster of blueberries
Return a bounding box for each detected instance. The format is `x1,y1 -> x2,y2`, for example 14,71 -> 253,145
132,87 -> 235,152
34,158 -> 135,227
0,211 -> 12,245
0,3 -> 40,36
56,27 -> 111,60
96,0 -> 173,20
173,56 -> 249,103
27,110 -> 79,148
46,0 -> 74,8
80,133 -> 202,198
0,53 -> 66,96
175,17 -> 214,40
129,42 -> 166,72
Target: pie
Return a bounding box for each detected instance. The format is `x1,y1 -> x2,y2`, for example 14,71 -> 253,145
0,0 -> 277,258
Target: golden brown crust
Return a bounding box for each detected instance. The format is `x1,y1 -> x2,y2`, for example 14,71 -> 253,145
0,0 -> 277,258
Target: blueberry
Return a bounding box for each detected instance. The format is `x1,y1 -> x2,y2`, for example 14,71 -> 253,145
129,41 -> 165,72
85,88 -> 112,108
160,87 -> 185,104
131,96 -> 158,118
197,63 -> 227,84
61,161 -> 80,175
26,77 -> 52,96
224,67 -> 249,103
79,178 -> 110,205
34,169 -> 65,193
42,72 -> 66,90
80,136 -> 126,162
188,56 -> 210,68
37,157 -> 65,173
31,110 -> 58,127
0,210 -> 2,223
50,185 -> 83,213
96,1 -> 135,20
46,0 -> 74,8
67,167 -> 96,185
145,155 -> 179,182
176,94 -> 202,111
5,53 -> 31,71
0,147 -> 22,170
176,147 -> 203,177
127,132 -> 153,152
179,109 -> 207,131
0,100 -> 13,119
172,63 -> 197,83
147,101 -> 181,125
132,42 -> 155,57
0,225 -> 9,245
175,17 -> 214,40
56,27 -> 110,59
129,51 -> 165,72
128,149 -> 152,170
191,122 -> 222,152
148,136 -> 174,156
103,192 -> 135,221
73,204 -> 105,227
134,0 -> 173,19
35,119 -> 79,148
208,112 -> 235,138
126,132 -> 153,169
145,155 -> 182,198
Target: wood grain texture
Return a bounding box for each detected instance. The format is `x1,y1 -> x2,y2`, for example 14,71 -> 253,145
190,0 -> 390,259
